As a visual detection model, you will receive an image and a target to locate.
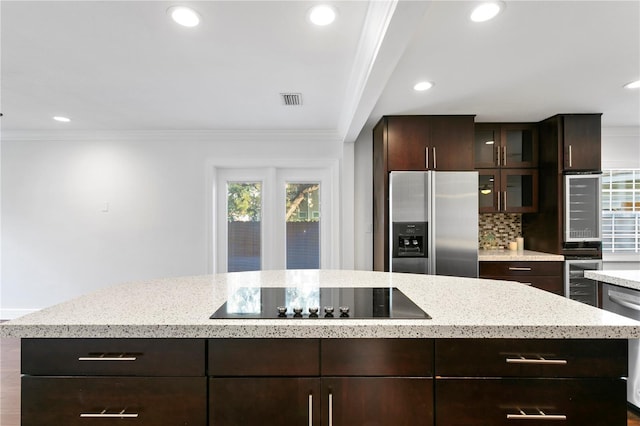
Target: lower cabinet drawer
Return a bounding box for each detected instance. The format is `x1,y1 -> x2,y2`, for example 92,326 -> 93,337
436,378 -> 626,426
482,275 -> 563,295
22,376 -> 207,426
22,338 -> 205,376
435,339 -> 627,378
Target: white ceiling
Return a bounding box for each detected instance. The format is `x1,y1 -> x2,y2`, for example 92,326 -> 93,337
1,1 -> 639,141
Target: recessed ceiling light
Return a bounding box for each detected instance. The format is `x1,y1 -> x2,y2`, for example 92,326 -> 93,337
414,81 -> 434,92
168,6 -> 200,27
309,5 -> 337,26
470,1 -> 504,22
624,80 -> 640,89
53,116 -> 71,122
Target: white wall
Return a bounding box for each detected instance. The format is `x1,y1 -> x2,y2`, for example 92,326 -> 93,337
0,131 -> 346,318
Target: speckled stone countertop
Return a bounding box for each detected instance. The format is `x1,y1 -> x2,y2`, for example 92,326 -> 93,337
479,249 -> 564,262
585,270 -> 640,291
1,270 -> 638,339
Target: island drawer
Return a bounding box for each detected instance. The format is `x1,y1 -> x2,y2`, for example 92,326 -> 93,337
208,339 -> 320,376
21,376 -> 207,425
22,338 -> 205,376
479,261 -> 562,276
435,378 -> 625,425
435,339 -> 627,378
321,339 -> 433,376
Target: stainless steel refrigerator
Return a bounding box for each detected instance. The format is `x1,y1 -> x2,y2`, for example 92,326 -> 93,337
389,171 -> 478,278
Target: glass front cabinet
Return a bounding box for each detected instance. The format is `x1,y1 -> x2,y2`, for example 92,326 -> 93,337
476,123 -> 539,213
479,169 -> 538,213
474,123 -> 538,169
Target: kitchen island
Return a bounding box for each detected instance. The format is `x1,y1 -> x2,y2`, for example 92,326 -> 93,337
2,269 -> 640,425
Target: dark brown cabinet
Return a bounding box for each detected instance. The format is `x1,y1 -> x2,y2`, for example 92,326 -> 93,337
20,336 -> 627,425
435,339 -> 627,426
209,338 -> 434,426
475,123 -> 538,169
373,114 -> 474,271
22,376 -> 207,426
536,113 -> 601,173
479,169 -> 538,213
479,261 -> 563,295
21,338 -> 206,426
476,123 -> 538,213
379,115 -> 475,171
523,113 -> 602,255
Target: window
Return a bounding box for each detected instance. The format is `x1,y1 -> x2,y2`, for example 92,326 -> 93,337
214,167 -> 334,273
602,169 -> 640,253
285,182 -> 320,269
227,182 -> 261,272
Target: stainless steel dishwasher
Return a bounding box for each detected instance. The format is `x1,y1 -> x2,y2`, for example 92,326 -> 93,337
602,283 -> 640,409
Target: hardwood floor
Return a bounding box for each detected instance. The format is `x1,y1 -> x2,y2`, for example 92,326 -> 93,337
1,335 -> 639,425
0,337 -> 20,426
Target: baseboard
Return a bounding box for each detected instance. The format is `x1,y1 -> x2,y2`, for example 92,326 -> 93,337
0,308 -> 40,320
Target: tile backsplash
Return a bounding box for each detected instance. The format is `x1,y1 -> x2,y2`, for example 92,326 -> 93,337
479,213 -> 522,249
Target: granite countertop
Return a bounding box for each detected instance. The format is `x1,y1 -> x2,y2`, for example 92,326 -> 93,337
479,249 -> 564,262
585,270 -> 640,291
1,269 -> 638,339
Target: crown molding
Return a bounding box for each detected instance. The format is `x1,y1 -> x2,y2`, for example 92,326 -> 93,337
0,129 -> 344,143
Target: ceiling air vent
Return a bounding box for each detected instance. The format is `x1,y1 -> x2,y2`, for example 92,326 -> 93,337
281,93 -> 302,106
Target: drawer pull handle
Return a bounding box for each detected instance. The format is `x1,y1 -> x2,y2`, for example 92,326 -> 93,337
80,409 -> 139,418
508,267 -> 532,271
507,408 -> 566,421
78,354 -> 138,361
308,394 -> 313,426
506,356 -> 567,365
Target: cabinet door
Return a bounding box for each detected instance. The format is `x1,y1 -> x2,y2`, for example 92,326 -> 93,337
501,123 -> 538,168
22,376 -> 206,426
436,378 -> 625,426
386,116 -> 431,171
210,378 -> 320,425
478,170 -> 500,213
502,169 -> 538,213
562,114 -> 601,171
323,377 -> 433,426
430,115 -> 474,170
474,124 -> 500,168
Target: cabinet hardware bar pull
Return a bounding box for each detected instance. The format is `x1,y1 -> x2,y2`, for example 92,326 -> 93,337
308,394 -> 313,426
507,408 -> 566,421
497,146 -> 501,166
80,409 -> 139,418
503,191 -> 507,211
497,188 -> 501,210
508,267 -> 532,271
78,355 -> 137,361
433,147 -> 437,169
328,392 -> 333,426
425,147 -> 429,169
568,145 -> 572,168
503,146 -> 507,166
506,356 -> 567,365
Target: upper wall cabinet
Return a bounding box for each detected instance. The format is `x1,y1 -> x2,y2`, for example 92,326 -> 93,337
474,123 -> 538,169
538,114 -> 602,172
377,115 -> 475,171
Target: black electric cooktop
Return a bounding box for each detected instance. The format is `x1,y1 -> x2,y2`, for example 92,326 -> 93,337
210,287 -> 431,319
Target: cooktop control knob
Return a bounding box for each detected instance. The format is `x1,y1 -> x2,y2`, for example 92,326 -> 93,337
308,307 -> 319,317
293,307 -> 303,317
324,306 -> 334,318
277,306 -> 287,317
339,306 -> 350,317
